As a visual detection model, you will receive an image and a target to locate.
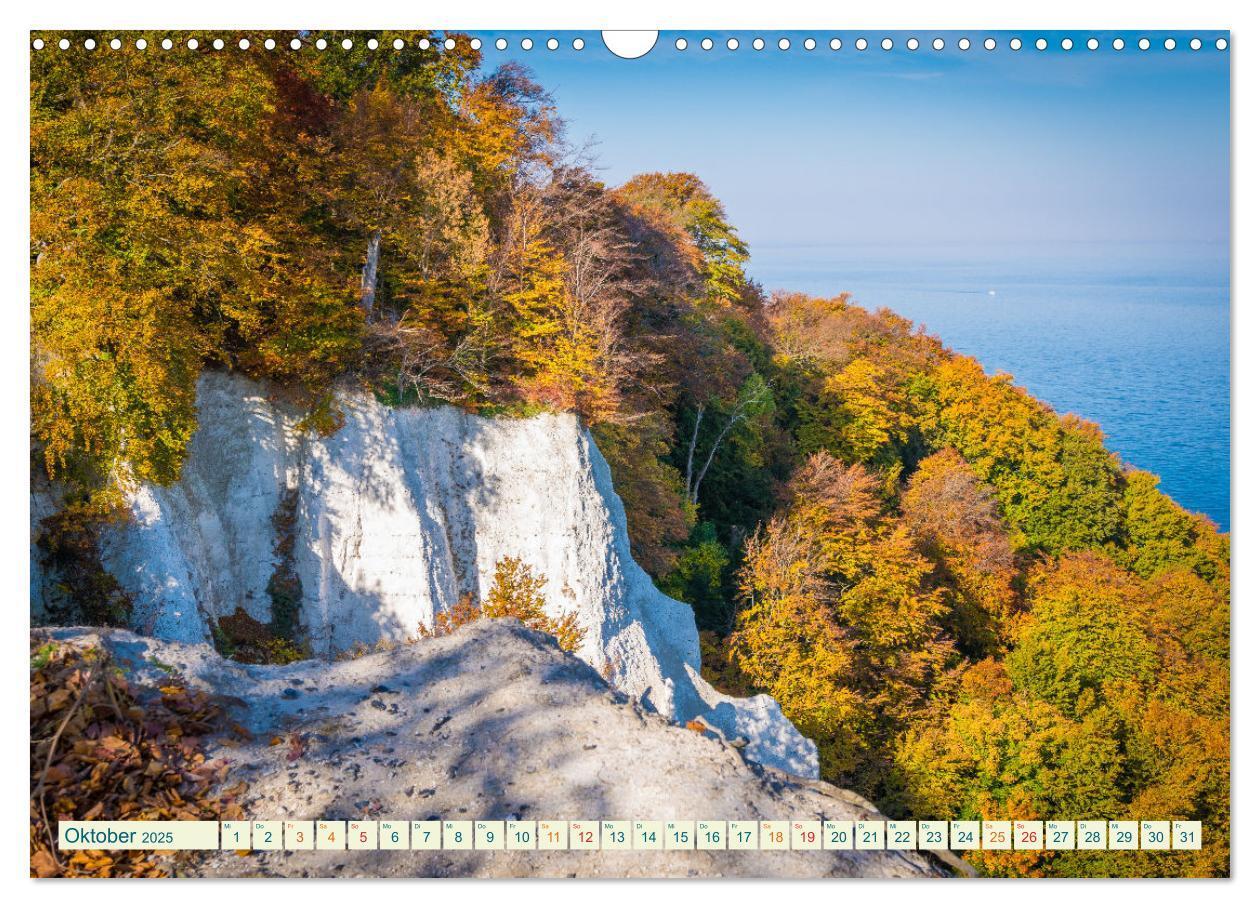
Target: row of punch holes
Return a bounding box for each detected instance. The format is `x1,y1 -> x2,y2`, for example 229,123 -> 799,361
31,34 -> 1230,54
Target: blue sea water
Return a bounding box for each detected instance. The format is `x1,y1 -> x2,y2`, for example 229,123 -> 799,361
751,245 -> 1231,531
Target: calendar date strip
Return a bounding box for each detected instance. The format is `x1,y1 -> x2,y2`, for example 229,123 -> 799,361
58,819 -> 1202,852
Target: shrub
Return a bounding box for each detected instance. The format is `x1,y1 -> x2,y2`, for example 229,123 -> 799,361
421,557 -> 585,653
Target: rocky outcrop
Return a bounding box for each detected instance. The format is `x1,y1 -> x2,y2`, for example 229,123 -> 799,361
44,622 -> 949,878
38,371 -> 817,778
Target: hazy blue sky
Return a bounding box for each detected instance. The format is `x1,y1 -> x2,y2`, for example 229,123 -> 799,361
478,30 -> 1230,279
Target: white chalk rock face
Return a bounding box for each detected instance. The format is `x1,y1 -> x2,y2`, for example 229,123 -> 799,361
98,379 -> 297,643
89,371 -> 818,778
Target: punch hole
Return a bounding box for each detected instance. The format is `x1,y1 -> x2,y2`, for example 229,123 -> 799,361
601,31 -> 658,59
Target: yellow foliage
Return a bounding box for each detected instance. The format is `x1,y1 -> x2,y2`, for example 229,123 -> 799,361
732,453 -> 952,788
420,557 -> 585,653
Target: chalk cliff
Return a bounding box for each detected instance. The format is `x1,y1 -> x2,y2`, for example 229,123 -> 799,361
46,371 -> 817,777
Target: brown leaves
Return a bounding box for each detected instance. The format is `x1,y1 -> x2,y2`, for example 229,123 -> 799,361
30,849 -> 59,878
29,634 -> 245,878
46,688 -> 72,713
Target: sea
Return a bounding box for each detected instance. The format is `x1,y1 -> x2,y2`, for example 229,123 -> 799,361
751,244 -> 1231,531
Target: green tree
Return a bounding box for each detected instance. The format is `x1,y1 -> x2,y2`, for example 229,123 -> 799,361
662,522 -> 732,632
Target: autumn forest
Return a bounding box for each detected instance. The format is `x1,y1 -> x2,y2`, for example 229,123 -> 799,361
31,32 -> 1229,877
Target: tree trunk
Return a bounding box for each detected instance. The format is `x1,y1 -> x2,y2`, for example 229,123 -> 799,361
691,408 -> 741,504
360,231 -> 382,319
688,381 -> 771,504
684,405 -> 704,501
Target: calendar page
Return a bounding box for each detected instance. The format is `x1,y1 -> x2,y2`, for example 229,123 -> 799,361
27,16 -> 1232,884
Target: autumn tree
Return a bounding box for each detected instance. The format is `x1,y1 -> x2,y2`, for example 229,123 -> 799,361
32,36 -> 356,490
925,358 -> 1125,554
324,86 -> 456,318
732,515 -> 867,772
615,172 -> 749,306
894,657 -> 1128,875
731,452 -> 953,790
1112,469 -> 1229,591
896,552 -> 1229,877
421,557 -> 584,653
593,420 -> 692,576
768,292 -> 941,493
482,556 -> 584,652
901,449 -> 1018,656
492,167 -> 638,420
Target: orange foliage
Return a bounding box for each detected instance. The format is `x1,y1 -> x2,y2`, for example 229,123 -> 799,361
420,557 -> 584,653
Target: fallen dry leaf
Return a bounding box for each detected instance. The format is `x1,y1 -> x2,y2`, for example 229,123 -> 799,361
30,633 -> 243,878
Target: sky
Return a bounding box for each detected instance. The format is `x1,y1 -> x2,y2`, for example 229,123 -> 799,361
475,30 -> 1230,278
